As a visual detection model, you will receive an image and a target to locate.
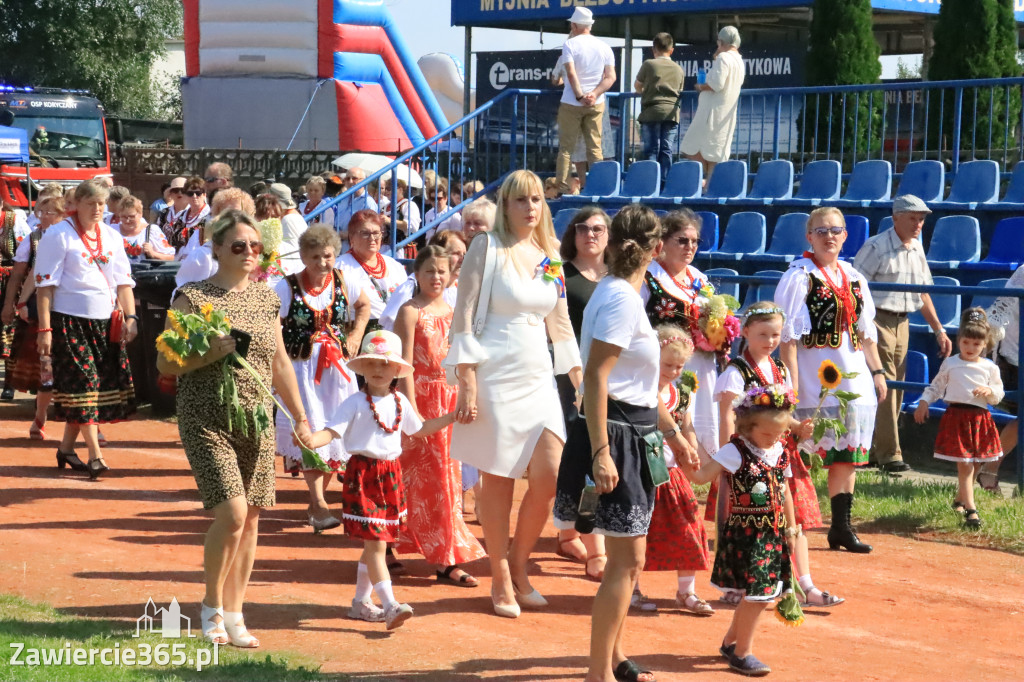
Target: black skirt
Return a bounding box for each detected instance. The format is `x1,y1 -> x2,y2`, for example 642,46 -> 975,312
553,398 -> 659,537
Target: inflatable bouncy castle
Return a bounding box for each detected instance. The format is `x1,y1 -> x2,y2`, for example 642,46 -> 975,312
181,0 -> 448,152
418,53 -> 475,126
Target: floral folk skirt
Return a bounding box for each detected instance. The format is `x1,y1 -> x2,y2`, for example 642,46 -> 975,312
644,467 -> 710,571
934,404 -> 1003,463
342,454 -> 407,542
710,521 -> 791,601
52,312 -> 135,424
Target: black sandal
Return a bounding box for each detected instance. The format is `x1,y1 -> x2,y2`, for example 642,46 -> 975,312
613,659 -> 655,682
964,509 -> 982,529
436,565 -> 478,587
951,500 -> 966,513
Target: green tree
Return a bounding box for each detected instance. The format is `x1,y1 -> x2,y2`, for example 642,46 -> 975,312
0,0 -> 183,119
801,0 -> 882,164
929,0 -> 1020,155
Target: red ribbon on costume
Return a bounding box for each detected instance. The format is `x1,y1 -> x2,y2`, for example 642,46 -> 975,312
313,331 -> 350,384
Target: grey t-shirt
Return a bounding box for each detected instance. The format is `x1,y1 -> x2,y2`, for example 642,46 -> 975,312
636,56 -> 685,123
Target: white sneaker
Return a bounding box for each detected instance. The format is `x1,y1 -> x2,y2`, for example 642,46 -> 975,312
384,602 -> 414,630
348,599 -> 386,623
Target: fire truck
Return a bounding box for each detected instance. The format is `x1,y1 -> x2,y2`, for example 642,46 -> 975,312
0,85 -> 112,208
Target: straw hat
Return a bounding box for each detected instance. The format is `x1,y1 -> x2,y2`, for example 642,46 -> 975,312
346,330 -> 414,378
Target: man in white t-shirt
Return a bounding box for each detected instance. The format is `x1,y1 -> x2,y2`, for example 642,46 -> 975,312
555,7 -> 616,194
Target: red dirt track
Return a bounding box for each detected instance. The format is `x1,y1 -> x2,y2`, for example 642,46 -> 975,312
2,402 -> 1023,681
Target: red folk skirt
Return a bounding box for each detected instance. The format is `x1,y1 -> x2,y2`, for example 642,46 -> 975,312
341,454 -> 408,542
934,404 -> 1003,463
644,467 -> 711,571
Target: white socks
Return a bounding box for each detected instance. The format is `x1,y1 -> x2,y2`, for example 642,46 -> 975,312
373,580 -> 398,610
355,563 -> 373,603
678,574 -> 696,595
798,574 -> 815,593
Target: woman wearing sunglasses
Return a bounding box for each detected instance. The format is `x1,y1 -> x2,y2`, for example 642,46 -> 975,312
172,177 -> 211,256
158,209 -> 312,648
777,207 -> 887,554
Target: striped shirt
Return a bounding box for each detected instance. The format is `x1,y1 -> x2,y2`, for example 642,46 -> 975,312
853,227 -> 933,314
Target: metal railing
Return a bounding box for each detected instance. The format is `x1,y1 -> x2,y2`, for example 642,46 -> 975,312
709,272 -> 1024,493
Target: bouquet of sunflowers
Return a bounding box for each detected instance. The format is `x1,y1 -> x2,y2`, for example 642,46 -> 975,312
251,218 -> 285,283
157,304 -> 329,471
689,283 -> 741,359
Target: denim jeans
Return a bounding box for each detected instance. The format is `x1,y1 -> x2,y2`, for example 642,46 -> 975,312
641,120 -> 679,184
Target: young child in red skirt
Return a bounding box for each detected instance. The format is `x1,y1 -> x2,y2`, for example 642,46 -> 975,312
305,329 -> 456,629
914,307 -> 1003,529
632,325 -> 713,615
714,301 -> 843,609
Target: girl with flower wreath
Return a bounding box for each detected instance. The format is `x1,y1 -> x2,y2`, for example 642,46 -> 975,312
776,207 -> 887,554
275,225 -> 370,531
714,301 -> 843,609
685,384 -> 801,678
641,209 -> 737,463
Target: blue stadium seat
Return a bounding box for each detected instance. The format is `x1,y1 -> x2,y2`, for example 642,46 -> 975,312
877,216 -> 893,233
742,270 -> 784,307
902,350 -> 930,411
708,212 -> 767,261
692,160 -> 748,204
983,161 -> 1024,210
615,160 -> 661,201
840,215 -> 869,260
553,208 -> 576,239
931,160 -> 1000,209
833,160 -> 892,207
705,267 -> 740,300
753,213 -> 809,263
971,278 -> 1010,311
775,160 -> 841,207
925,215 -> 981,268
875,160 -> 945,208
732,160 -> 793,205
910,275 -> 961,331
659,160 -> 703,202
567,160 -> 621,201
695,211 -> 719,252
960,217 -> 1024,271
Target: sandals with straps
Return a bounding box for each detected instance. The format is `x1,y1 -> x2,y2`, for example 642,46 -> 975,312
800,589 -> 845,608
613,658 -> 656,682
964,509 -> 982,529
29,418 -> 46,441
585,554 -> 606,581
222,611 -> 259,648
555,535 -> 588,563
436,565 -> 478,588
677,592 -> 715,616
200,602 -> 228,645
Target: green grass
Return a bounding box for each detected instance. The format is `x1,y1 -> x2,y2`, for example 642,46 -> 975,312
812,469 -> 1024,555
0,595 -> 333,682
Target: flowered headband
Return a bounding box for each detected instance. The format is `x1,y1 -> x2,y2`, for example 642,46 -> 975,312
732,384 -> 798,414
660,335 -> 695,351
743,305 -> 786,321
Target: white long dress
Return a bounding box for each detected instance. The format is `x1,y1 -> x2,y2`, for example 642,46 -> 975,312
445,234 -> 581,478
641,260 -> 720,457
679,49 -> 745,164
776,257 -> 878,464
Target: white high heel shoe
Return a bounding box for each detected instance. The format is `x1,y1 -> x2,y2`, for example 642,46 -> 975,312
492,598 -> 521,619
222,611 -> 260,648
513,583 -> 548,609
200,602 -> 228,645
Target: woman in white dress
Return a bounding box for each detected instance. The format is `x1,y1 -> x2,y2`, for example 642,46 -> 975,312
274,226 -> 370,531
445,170 -> 582,618
777,207 -> 887,554
679,26 -> 745,185
640,209 -> 720,459
336,210 -> 408,330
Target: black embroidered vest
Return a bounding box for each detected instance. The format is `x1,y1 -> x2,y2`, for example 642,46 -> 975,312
801,272 -> 864,351
727,356 -> 789,390
725,436 -> 789,530
644,272 -> 695,327
281,271 -> 350,360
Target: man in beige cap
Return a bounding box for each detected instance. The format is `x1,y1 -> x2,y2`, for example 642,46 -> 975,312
554,6 -> 616,194
270,182 -> 308,276
854,194 -> 952,473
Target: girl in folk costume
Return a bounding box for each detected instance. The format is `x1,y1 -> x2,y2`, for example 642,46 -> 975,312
394,246 -> 486,586
714,302 -> 843,608
299,175 -> 335,227
641,209 -> 721,461
686,385 -> 800,678
1,195 -> 64,437
0,201 -> 32,400
275,226 -> 371,531
304,330 -> 457,629
632,325 -> 713,616
777,207 -> 887,554
914,308 -> 1004,529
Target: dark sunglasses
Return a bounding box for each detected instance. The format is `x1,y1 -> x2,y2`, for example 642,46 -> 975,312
230,240 -> 264,255
185,190 -> 204,197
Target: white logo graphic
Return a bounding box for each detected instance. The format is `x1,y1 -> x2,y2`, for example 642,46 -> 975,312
489,62 -> 510,91
134,598 -> 194,639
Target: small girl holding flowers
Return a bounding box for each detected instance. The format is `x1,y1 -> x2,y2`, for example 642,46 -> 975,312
686,384 -> 800,678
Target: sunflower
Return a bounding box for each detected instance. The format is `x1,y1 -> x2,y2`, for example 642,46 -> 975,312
817,359 -> 842,390
200,303 -> 214,321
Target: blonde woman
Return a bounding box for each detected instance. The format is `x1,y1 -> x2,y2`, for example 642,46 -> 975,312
445,170 -> 582,618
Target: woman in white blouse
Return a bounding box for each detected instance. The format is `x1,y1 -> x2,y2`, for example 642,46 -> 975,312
445,170 -> 582,618
35,180 -> 138,479
554,204 -> 697,682
337,209 -> 408,331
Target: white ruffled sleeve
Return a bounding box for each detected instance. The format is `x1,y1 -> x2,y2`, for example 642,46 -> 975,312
986,265 -> 1024,342
776,263 -> 813,343
443,233 -> 489,368
850,265 -> 878,343
919,358 -> 951,405
546,294 -> 582,375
